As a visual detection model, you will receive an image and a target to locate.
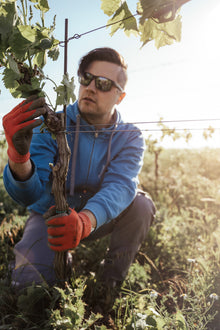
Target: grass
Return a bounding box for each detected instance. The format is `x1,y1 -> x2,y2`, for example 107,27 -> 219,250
0,145 -> 220,329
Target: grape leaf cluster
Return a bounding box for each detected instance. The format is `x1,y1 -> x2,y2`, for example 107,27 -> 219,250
0,0 -> 66,103
101,0 -> 190,49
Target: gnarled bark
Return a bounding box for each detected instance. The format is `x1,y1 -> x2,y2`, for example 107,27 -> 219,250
44,107 -> 71,283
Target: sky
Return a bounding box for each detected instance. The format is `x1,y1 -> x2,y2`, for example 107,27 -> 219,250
0,0 -> 220,148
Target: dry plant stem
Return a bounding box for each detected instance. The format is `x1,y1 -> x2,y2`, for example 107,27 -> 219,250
44,107 -> 71,283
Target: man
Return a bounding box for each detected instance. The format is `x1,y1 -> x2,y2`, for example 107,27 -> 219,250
3,47 -> 155,307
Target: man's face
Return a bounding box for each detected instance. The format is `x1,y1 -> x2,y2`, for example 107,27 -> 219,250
78,61 -> 125,127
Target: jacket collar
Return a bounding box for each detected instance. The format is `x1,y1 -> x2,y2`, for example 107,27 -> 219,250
66,101 -> 121,136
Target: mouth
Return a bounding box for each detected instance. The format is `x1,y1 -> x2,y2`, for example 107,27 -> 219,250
83,96 -> 95,104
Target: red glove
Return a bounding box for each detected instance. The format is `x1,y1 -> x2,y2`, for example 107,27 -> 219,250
46,207 -> 92,251
2,96 -> 46,163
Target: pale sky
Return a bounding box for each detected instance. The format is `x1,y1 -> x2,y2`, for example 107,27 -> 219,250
0,0 -> 220,148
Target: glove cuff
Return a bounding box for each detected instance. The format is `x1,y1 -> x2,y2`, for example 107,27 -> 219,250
78,212 -> 92,239
7,148 -> 30,163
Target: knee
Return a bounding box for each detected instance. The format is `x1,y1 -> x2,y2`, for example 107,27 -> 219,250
132,191 -> 156,226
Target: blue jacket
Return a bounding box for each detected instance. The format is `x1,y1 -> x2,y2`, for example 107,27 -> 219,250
3,101 -> 145,228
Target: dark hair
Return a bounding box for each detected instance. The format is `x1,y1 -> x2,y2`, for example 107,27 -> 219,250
77,47 -> 128,88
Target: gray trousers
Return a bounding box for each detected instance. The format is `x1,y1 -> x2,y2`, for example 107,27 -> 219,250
12,191 -> 155,288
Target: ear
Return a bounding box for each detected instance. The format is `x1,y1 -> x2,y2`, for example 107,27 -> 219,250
116,92 -> 126,105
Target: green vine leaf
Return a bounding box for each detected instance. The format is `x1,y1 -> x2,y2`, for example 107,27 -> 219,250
12,76 -> 43,98
33,50 -> 47,67
139,15 -> 182,48
7,55 -> 20,74
34,0 -> 50,13
55,74 -> 76,107
138,0 -> 191,23
2,67 -> 21,89
137,0 -> 163,24
107,2 -> 138,37
10,27 -> 33,60
48,45 -> 60,61
17,25 -> 37,42
100,0 -> 121,17
0,2 -> 18,51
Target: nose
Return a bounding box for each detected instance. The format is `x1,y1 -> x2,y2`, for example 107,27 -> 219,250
86,78 -> 96,92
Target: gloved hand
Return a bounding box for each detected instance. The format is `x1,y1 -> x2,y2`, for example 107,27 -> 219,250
2,96 -> 46,163
46,207 -> 92,251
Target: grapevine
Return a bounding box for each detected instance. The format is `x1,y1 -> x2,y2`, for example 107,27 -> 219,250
0,0 -> 74,284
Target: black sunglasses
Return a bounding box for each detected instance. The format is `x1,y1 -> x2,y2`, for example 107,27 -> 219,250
78,72 -> 124,92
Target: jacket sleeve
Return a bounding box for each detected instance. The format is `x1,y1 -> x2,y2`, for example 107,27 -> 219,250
3,125 -> 57,207
83,128 -> 145,228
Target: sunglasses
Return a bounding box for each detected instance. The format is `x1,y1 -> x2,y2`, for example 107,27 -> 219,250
78,72 -> 124,92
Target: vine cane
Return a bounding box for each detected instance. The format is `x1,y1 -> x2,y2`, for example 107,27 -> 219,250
53,19 -> 70,284
44,19 -> 72,285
